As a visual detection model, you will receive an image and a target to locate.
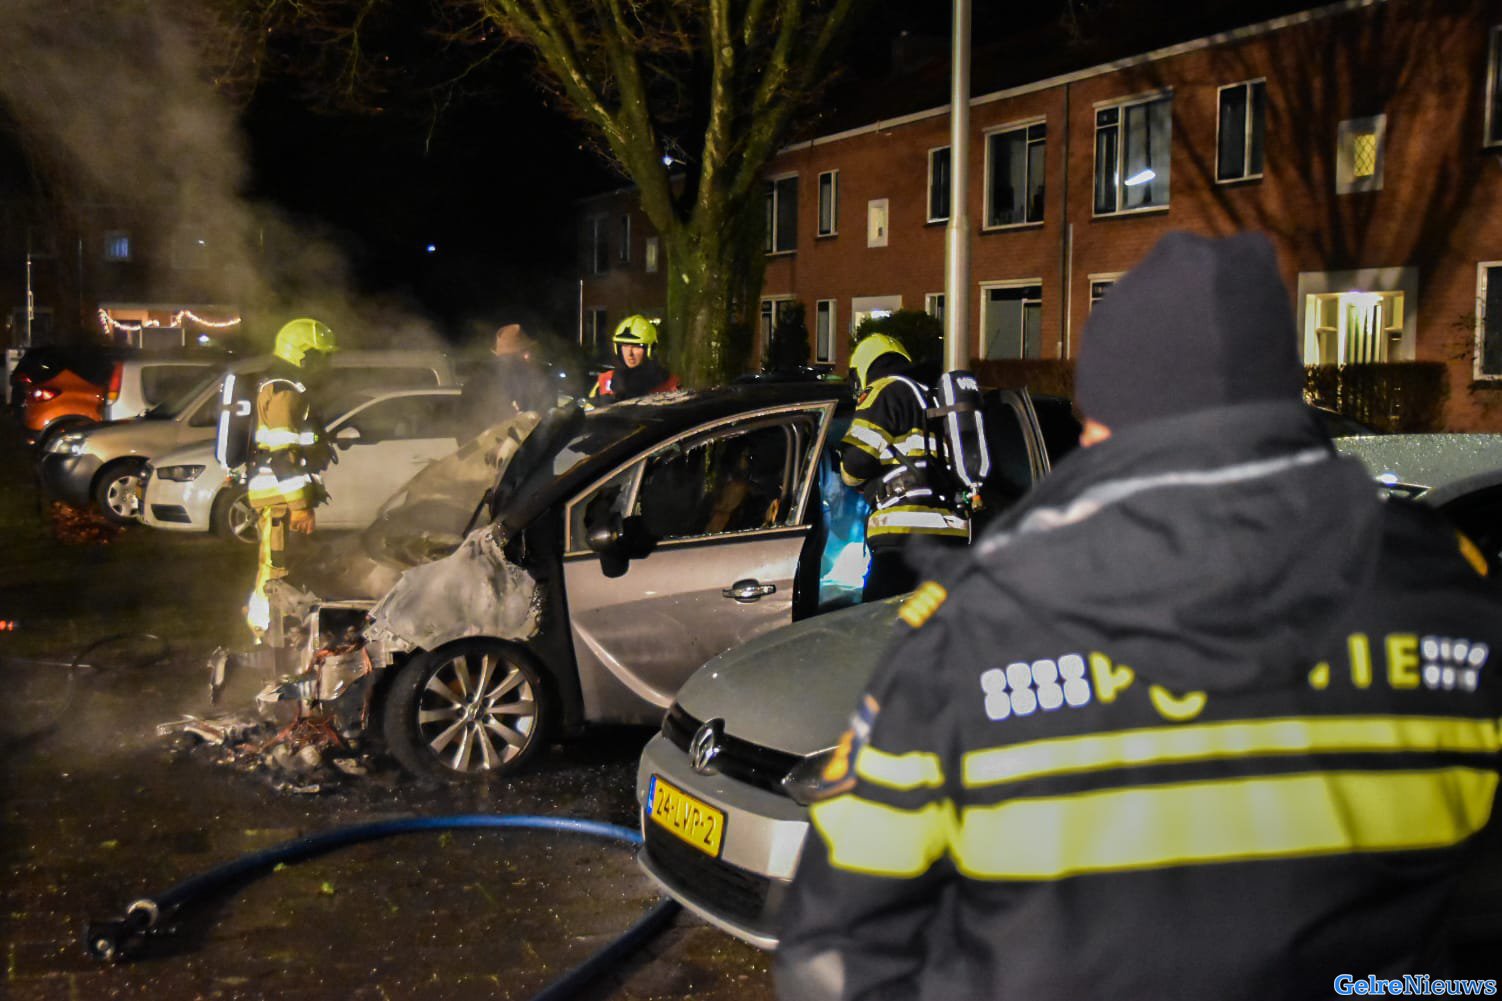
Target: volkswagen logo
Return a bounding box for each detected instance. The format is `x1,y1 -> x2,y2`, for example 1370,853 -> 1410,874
689,718 -> 725,775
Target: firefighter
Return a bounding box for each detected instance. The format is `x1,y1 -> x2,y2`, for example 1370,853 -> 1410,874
589,315 -> 679,403
775,233 -> 1502,1000
840,333 -> 968,602
245,317 -> 336,639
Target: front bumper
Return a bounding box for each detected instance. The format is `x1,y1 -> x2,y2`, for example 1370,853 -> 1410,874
635,731 -> 809,949
140,469 -> 216,532
37,452 -> 101,507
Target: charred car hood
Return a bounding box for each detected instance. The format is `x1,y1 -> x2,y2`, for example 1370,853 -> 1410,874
672,598 -> 901,757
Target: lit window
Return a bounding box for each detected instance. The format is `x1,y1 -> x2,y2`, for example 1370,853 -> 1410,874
986,121 -> 1046,227
928,147 -> 951,222
817,171 -> 838,237
1487,27 -> 1502,148
1217,80 -> 1266,182
103,231 -> 131,262
867,199 -> 889,248
1307,290 -> 1404,364
644,236 -> 659,274
925,293 -> 945,322
983,284 -> 1044,360
815,299 -> 836,363
1336,115 -> 1386,194
1476,262 -> 1502,378
765,176 -> 798,254
618,214 -> 631,264
1094,94 -> 1173,215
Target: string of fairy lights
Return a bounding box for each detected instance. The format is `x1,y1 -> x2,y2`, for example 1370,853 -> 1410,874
97,308 -> 242,335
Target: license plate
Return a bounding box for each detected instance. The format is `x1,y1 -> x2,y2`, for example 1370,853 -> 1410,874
646,774 -> 725,858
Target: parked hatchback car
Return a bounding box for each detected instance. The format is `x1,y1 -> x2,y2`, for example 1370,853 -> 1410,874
20,350 -> 222,449
247,383 -> 1069,785
140,387 -> 467,541
634,427 -> 1502,949
39,350 -> 456,523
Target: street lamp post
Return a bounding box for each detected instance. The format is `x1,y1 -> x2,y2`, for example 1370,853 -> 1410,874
943,0 -> 972,372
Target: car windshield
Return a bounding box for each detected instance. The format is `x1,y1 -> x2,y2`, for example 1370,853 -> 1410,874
147,368 -> 225,419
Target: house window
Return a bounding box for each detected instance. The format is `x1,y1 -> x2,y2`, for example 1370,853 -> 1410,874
928,147 -> 951,222
1307,291 -> 1404,364
985,121 -> 1046,227
760,297 -> 799,345
925,293 -> 945,321
1217,80 -> 1266,182
1476,263 -> 1502,378
618,215 -> 631,264
982,283 -> 1043,360
591,216 -> 608,274
1089,276 -> 1120,310
585,308 -> 609,358
867,199 -> 889,248
1336,115 -> 1386,194
815,299 -> 836,363
817,171 -> 838,237
644,236 -> 660,274
1094,94 -> 1173,214
1487,27 -> 1502,148
765,175 -> 798,253
102,231 -> 131,262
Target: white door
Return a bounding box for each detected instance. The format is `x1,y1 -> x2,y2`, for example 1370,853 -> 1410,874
321,393 -> 463,529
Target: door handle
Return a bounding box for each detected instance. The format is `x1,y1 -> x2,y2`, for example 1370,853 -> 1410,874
722,579 -> 776,602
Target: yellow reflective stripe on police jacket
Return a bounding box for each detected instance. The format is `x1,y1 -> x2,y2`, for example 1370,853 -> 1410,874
855,746 -> 945,790
951,767 -> 1498,880
962,715 -> 1502,789
810,795 -> 955,877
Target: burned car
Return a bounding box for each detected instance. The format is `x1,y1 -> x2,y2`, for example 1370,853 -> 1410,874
232,381 -> 1060,785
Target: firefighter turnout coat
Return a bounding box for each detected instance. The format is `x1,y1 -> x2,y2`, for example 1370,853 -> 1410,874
776,401 -> 1502,1001
245,369 -> 328,635
840,374 -> 968,548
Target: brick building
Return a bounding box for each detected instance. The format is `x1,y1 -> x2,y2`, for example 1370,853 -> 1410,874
578,0 -> 1502,430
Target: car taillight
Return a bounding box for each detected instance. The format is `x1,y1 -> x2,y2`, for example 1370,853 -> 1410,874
106,362 -> 123,403
30,386 -> 60,402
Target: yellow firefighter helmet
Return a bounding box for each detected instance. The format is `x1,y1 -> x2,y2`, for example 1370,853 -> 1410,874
273,318 -> 337,368
849,333 -> 911,390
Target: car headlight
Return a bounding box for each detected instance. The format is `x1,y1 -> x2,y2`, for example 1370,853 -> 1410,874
46,432 -> 88,455
156,464 -> 206,482
781,744 -> 844,807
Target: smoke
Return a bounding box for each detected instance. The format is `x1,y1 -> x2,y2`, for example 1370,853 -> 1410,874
0,0 -> 447,352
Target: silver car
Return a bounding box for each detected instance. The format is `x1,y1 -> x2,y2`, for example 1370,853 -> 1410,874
636,429 -> 1502,948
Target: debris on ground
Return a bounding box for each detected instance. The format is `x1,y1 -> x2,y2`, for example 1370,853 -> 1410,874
48,501 -> 125,545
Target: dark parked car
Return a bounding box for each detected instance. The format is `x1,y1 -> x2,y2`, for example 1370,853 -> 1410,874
252,382 -> 1069,784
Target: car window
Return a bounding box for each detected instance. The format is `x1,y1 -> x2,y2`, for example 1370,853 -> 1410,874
634,420 -> 807,542
140,363 -> 213,405
325,366 -> 439,395
1031,396 -> 1082,465
186,388 -> 223,427
981,398 -> 1036,514
338,394 -> 462,441
567,463 -> 644,555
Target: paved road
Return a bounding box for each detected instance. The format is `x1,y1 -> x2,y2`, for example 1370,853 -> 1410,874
0,421 -> 772,1001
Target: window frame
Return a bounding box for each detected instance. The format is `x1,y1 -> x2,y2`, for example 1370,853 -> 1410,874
1476,261 -> 1502,380
866,198 -> 889,248
927,146 -> 952,223
102,230 -> 131,262
1487,26 -> 1502,149
1093,90 -> 1174,217
1215,79 -> 1267,184
817,170 -> 839,237
590,215 -> 609,275
1335,114 -> 1387,194
1088,273 -> 1123,311
979,278 -> 1045,360
983,117 -> 1047,230
814,299 -> 836,364
765,173 -> 799,255
618,214 -> 631,265
644,235 -> 660,274
925,293 -> 945,321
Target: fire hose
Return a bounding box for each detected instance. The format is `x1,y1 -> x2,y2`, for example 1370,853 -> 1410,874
83,814 -> 679,1001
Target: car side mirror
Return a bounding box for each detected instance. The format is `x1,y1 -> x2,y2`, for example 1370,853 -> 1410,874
335,426 -> 362,448
586,515 -> 622,554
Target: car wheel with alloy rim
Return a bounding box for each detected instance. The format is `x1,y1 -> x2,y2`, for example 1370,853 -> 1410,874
92,459 -> 146,524
382,638 -> 551,782
211,487 -> 258,544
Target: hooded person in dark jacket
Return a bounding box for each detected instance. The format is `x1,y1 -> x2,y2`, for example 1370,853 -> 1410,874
775,231 -> 1502,1001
